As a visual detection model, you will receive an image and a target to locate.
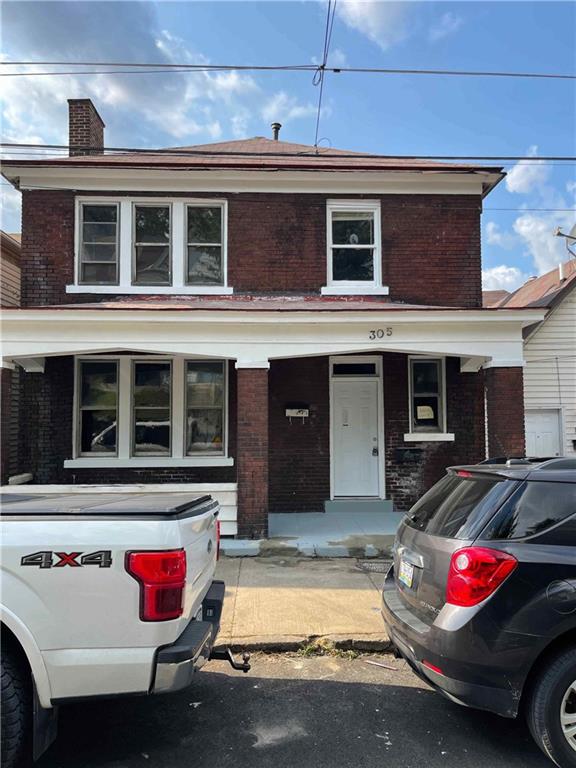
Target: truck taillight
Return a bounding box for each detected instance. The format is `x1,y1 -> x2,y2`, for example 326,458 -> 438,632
216,519 -> 221,561
126,550 -> 186,621
446,547 -> 517,607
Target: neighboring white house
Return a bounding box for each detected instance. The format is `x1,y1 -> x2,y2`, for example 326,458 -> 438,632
486,259 -> 576,458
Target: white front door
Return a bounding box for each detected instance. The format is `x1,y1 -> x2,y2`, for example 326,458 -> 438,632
525,409 -> 562,457
332,379 -> 380,497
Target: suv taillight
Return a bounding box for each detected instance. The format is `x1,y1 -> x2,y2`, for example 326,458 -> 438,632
126,550 -> 186,621
446,547 -> 517,607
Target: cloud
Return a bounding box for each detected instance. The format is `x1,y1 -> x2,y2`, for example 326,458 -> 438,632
505,145 -> 550,194
428,12 -> 463,43
482,265 -> 528,292
513,211 -> 575,274
312,48 -> 348,67
336,1 -> 410,51
261,91 -> 329,124
486,221 -> 517,250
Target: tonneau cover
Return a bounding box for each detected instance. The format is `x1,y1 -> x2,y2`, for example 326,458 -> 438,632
0,492 -> 217,518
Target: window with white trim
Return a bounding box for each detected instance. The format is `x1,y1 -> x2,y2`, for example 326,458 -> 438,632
72,198 -> 229,294
79,203 -> 119,285
74,357 -> 229,463
408,358 -> 446,434
324,200 -> 384,294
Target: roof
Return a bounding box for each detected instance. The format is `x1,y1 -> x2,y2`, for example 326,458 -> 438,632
1,135 -> 503,175
0,230 -> 21,261
482,289 -> 510,307
1,295 -> 545,313
500,259 -> 576,309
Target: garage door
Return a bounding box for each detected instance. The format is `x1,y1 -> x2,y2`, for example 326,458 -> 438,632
525,409 -> 562,457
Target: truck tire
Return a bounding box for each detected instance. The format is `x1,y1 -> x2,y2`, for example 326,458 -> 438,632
526,646 -> 576,768
1,638 -> 31,768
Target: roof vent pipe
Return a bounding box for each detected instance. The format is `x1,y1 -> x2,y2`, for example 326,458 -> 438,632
559,262 -> 566,282
271,122 -> 282,141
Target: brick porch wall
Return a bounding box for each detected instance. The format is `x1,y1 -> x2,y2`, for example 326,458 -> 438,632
485,366 -> 526,457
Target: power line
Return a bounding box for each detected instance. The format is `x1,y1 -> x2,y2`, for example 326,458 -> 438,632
1,142 -> 575,162
1,60 -> 575,80
313,0 -> 337,147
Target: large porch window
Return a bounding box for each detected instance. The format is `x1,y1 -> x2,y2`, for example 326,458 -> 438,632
71,356 -> 231,467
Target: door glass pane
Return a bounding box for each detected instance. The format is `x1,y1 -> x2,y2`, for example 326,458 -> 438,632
187,362 -> 224,406
133,363 -> 171,407
133,408 -> 171,454
332,211 -> 374,245
187,207 -> 221,243
81,410 -> 117,453
332,248 -> 374,281
81,362 -> 117,407
412,361 -> 439,394
135,206 -> 170,243
187,409 -> 223,453
134,245 -> 170,285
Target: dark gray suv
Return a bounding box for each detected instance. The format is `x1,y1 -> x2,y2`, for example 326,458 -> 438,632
381,458 -> 576,767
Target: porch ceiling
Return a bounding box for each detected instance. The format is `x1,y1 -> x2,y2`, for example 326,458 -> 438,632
1,303 -> 545,369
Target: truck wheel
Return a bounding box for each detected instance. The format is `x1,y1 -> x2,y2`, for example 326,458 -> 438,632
526,646 -> 576,768
1,638 -> 31,768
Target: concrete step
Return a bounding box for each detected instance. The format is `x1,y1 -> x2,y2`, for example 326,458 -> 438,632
324,499 -> 394,514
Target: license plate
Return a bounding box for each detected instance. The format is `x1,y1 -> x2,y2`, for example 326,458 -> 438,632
398,559 -> 414,588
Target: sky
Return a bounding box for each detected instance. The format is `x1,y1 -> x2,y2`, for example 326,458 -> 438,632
2,0 -> 575,292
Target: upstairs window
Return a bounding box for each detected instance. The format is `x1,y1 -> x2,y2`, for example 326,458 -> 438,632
187,205 -> 225,286
409,358 -> 445,434
72,198 -> 230,294
133,204 -> 171,286
326,201 -> 382,290
79,203 -> 119,285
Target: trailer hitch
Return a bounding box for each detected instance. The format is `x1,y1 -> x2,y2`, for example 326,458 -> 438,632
210,647 -> 251,673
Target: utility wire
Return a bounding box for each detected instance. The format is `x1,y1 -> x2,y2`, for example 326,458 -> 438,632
313,0 -> 337,147
1,142 -> 574,162
1,60 -> 575,80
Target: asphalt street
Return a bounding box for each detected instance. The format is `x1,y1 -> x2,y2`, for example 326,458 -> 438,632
39,654 -> 550,768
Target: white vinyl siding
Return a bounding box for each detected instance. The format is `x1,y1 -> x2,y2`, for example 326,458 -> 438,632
523,286 -> 576,456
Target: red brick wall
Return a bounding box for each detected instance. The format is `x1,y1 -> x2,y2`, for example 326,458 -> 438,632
269,357 -> 330,512
236,367 -> 269,538
21,191 -> 482,308
485,366 -> 525,457
68,99 -> 104,156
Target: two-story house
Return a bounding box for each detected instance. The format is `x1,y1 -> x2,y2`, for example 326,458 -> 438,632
0,99 -> 545,538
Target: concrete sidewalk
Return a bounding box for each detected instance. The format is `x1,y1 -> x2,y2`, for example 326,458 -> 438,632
214,556 -> 390,652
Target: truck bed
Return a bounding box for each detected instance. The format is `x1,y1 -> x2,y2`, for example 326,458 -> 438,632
0,492 -> 218,519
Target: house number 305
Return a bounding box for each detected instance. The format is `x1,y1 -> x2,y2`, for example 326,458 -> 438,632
368,328 -> 393,339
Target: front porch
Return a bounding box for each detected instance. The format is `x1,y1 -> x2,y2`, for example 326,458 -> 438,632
0,298 -> 545,539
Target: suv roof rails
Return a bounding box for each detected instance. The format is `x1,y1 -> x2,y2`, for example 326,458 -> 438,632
535,457 -> 576,470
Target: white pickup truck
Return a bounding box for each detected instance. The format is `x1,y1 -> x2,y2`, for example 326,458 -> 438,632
0,491 -> 250,768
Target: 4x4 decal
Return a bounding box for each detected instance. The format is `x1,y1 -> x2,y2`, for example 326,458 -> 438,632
21,550 -> 112,569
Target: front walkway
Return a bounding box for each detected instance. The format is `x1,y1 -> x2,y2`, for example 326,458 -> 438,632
215,557 -> 391,652
221,510 -> 403,557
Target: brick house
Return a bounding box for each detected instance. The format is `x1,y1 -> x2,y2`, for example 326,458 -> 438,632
0,99 -> 545,537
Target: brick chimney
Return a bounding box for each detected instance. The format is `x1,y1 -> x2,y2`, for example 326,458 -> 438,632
67,99 -> 105,156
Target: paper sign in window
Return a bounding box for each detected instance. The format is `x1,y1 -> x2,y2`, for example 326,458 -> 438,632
417,405 -> 435,420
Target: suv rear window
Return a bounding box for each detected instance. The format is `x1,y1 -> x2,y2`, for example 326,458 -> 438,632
482,480 -> 576,539
405,473 -> 513,539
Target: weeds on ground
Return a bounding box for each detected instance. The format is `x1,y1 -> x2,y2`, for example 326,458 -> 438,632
297,637 -> 360,660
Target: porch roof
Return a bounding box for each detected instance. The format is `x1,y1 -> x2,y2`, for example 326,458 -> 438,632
1,299 -> 546,372
0,295 -> 545,313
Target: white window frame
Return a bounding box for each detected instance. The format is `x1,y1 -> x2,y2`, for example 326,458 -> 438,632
77,201 -> 120,286
322,200 -> 388,296
69,197 -> 232,295
185,202 -> 227,288
404,356 -> 454,442
67,355 -> 233,468
132,202 -> 172,288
